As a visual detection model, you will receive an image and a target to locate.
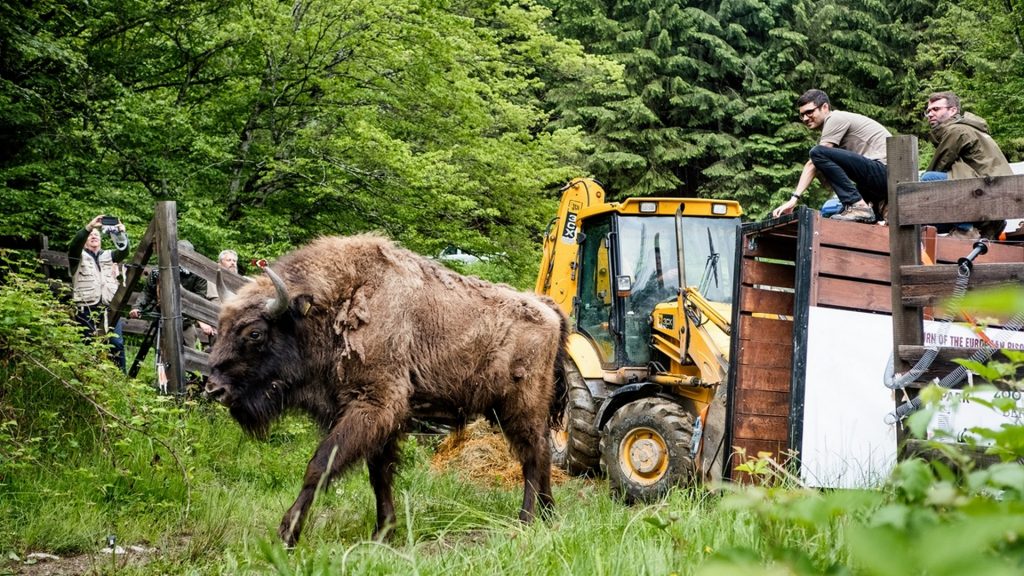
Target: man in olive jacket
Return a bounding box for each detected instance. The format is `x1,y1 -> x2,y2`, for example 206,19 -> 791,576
922,91 -> 1013,239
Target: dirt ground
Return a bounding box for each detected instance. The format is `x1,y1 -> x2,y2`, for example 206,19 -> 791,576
4,546 -> 160,576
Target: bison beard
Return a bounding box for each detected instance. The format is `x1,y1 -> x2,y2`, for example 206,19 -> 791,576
205,234 -> 568,546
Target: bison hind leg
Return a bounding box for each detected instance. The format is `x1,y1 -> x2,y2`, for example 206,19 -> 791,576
368,435 -> 402,541
500,419 -> 554,524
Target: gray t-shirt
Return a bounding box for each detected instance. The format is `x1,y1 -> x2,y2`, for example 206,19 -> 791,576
819,110 -> 891,164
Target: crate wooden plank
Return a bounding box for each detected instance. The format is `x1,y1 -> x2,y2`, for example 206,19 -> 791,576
904,439 -> 1002,470
742,235 -> 798,262
902,262 -> 1024,286
897,345 -> 1024,386
732,415 -> 788,441
817,218 -> 891,253
182,290 -> 219,326
734,365 -> 792,392
39,249 -> 70,268
184,347 -> 211,376
896,175 -> 1024,225
816,245 -> 891,283
901,262 -> 1024,306
728,438 -> 789,460
122,318 -> 151,335
738,315 -> 794,343
741,259 -> 796,289
736,343 -> 793,371
887,136 -> 924,389
931,240 -> 1024,265
735,389 -> 790,417
816,276 -> 892,313
179,245 -> 249,293
726,438 -> 790,482
739,286 -> 794,316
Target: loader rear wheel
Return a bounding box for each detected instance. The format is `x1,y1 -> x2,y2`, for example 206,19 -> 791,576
601,397 -> 695,503
550,361 -> 600,475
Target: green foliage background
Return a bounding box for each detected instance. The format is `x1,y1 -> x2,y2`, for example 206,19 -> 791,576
2,0 -> 1021,285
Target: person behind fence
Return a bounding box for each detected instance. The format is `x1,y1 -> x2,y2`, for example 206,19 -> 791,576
203,248 -> 238,348
772,89 -> 892,223
921,91 -> 1013,240
68,215 -> 131,372
128,239 -> 213,350
206,248 -> 238,302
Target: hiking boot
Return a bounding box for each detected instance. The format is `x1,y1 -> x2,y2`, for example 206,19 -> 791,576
830,203 -> 876,223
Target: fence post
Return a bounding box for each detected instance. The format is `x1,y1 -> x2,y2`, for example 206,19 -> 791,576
886,135 -> 920,447
155,202 -> 185,396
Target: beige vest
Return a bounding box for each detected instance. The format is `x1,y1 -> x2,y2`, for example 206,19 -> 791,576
73,250 -> 120,306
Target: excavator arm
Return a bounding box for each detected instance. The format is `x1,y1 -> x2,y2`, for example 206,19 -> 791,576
535,178 -> 607,316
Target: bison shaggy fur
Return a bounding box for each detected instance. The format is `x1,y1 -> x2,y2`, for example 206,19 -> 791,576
205,234 -> 567,546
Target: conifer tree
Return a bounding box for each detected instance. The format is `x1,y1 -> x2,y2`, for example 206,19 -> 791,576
914,0 -> 1024,159
543,0 -> 922,216
543,0 -> 818,216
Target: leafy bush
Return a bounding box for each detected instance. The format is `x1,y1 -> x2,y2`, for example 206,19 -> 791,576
0,259 -> 191,550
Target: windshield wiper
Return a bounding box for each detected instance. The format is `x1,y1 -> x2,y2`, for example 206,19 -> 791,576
697,228 -> 720,295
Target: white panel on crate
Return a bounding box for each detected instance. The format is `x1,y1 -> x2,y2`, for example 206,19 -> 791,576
801,307 -> 897,489
801,308 -> 1024,489
922,322 -> 1024,445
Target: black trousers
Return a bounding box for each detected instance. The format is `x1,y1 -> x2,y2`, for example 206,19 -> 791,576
75,304 -> 126,372
809,145 -> 888,206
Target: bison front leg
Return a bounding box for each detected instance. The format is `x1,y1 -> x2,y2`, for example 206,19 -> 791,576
278,397 -> 407,547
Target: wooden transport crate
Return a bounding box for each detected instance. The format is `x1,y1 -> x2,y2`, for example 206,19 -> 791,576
724,206 -> 1024,487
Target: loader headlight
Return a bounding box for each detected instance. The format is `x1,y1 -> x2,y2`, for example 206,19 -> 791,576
615,274 -> 632,296
639,201 -> 658,213
712,203 -> 728,215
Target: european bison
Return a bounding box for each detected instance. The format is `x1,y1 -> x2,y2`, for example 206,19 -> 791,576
205,235 -> 567,546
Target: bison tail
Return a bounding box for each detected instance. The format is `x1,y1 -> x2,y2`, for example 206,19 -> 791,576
547,300 -> 571,426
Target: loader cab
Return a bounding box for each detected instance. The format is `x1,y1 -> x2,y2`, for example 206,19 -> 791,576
575,203 -> 740,369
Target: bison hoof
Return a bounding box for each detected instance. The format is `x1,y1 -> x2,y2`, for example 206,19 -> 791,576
277,523 -> 299,549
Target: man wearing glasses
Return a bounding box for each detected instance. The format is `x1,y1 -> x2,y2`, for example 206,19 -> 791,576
772,89 -> 890,223
922,91 -> 1012,239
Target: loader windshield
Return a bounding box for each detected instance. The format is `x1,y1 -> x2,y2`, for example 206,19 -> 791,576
677,216 -> 738,304
616,215 -> 738,364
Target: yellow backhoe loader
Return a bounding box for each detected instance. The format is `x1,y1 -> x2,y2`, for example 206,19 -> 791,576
537,178 -> 740,501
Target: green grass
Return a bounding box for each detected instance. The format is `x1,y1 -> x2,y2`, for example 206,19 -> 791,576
1,397 -> 863,575
4,384 -> 1024,576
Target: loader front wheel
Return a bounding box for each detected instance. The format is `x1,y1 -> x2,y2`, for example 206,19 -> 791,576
550,361 -> 600,475
601,397 -> 695,503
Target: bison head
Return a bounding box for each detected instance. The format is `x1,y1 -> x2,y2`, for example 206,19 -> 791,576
205,265 -> 304,438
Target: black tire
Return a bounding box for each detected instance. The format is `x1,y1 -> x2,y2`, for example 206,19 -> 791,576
600,397 -> 695,503
549,361 -> 600,475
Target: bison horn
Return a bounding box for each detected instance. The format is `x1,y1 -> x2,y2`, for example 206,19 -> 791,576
263,265 -> 290,317
216,269 -> 235,303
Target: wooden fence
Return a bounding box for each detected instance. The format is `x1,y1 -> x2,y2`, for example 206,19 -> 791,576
888,135 -> 1024,454
5,201 -> 248,395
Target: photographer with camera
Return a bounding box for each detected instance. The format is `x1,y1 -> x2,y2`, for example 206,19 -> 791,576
68,214 -> 131,372
129,239 -> 212,350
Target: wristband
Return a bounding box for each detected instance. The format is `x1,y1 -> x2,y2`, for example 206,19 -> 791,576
791,194 -> 801,201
